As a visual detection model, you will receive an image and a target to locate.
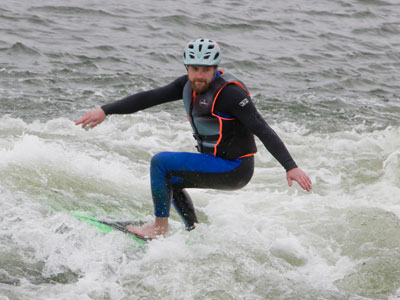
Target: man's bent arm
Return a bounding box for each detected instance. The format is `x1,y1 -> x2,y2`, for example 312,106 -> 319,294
216,85 -> 297,172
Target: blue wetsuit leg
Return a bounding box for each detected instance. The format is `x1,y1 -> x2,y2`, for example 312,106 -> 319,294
150,152 -> 254,226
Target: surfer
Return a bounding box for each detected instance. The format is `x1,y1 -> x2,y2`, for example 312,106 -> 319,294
76,38 -> 312,239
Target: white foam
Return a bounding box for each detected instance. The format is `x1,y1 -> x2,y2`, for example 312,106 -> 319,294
2,115 -> 400,299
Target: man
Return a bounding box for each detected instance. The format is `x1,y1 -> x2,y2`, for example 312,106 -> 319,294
76,38 -> 312,239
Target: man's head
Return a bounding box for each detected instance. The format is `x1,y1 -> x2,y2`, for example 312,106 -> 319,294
183,38 -> 222,93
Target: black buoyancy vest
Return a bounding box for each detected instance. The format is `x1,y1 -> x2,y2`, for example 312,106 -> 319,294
182,70 -> 257,160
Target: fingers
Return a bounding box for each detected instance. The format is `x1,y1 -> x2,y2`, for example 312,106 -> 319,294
300,177 -> 312,191
75,113 -> 91,127
298,175 -> 312,191
75,109 -> 106,129
74,115 -> 86,126
287,168 -> 312,192
80,118 -> 92,128
90,120 -> 101,128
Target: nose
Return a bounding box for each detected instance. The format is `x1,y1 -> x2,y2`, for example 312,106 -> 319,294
194,69 -> 207,80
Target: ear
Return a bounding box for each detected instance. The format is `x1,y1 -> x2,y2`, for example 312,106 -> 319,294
213,66 -> 218,76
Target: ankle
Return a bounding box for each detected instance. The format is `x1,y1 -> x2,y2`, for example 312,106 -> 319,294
154,217 -> 169,233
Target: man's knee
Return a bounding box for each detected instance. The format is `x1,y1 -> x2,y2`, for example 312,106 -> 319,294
151,152 -> 163,165
151,152 -> 171,167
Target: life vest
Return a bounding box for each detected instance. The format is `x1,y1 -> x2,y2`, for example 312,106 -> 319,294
182,70 -> 257,160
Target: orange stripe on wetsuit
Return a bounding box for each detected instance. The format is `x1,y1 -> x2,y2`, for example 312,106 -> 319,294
209,81 -> 255,159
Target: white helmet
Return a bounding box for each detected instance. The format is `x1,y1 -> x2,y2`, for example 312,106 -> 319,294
183,38 -> 222,66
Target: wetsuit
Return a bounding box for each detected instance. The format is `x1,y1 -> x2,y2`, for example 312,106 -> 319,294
101,70 -> 297,229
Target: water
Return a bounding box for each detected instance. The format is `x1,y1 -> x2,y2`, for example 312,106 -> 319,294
1,0 -> 400,299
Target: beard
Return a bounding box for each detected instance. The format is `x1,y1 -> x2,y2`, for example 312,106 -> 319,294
190,79 -> 211,94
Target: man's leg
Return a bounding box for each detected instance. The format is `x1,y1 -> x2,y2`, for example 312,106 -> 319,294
172,188 -> 198,230
126,152 -> 254,239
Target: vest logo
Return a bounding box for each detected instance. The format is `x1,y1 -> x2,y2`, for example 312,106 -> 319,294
238,98 -> 249,107
199,98 -> 209,108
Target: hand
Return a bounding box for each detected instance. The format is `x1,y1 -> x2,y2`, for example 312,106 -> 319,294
75,108 -> 106,129
286,168 -> 312,192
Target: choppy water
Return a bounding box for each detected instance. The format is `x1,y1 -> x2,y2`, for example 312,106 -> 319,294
1,0 -> 400,299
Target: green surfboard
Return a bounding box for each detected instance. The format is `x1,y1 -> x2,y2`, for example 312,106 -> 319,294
74,214 -> 147,244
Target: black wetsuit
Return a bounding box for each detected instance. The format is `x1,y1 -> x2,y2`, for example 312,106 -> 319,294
102,71 -> 297,229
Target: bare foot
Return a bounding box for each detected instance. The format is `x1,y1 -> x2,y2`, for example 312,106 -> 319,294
126,218 -> 168,240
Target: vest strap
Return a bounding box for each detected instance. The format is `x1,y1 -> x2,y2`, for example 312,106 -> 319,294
192,133 -> 220,142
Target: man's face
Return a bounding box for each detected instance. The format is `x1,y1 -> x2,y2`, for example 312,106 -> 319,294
186,65 -> 217,94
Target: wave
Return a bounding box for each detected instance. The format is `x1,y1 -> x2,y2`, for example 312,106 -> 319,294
0,42 -> 41,56
29,5 -> 118,18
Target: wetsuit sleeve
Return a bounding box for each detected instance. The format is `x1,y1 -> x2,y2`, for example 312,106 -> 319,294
101,75 -> 188,115
215,84 -> 298,172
